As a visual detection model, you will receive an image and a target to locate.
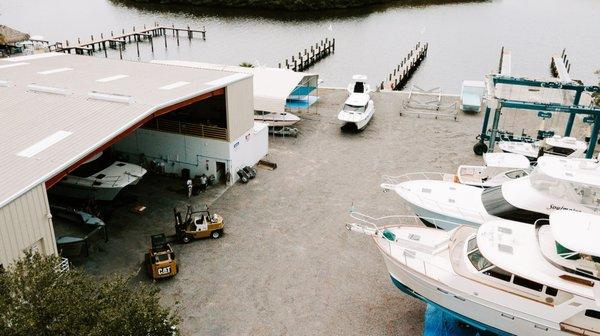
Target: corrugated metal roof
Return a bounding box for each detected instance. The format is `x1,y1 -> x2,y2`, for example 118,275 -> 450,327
0,53 -> 252,208
152,60 -> 317,114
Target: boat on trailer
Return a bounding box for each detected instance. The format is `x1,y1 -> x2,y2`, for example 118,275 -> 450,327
338,93 -> 375,131
347,211 -> 600,336
253,110 -> 300,127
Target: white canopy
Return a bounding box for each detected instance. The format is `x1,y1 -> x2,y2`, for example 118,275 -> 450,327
535,156 -> 600,187
483,153 -> 530,168
550,211 -> 600,257
152,60 -> 317,115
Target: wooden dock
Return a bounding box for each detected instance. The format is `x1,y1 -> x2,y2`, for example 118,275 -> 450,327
49,23 -> 206,59
550,49 -> 572,82
498,46 -> 512,75
380,42 -> 428,91
279,38 -> 335,72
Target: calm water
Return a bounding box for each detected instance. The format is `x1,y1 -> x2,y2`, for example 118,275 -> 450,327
1,0 -> 599,92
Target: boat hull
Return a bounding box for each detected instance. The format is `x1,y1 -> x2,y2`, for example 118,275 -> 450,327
338,108 -> 374,131
407,202 -> 480,230
49,182 -> 127,201
380,251 -> 564,336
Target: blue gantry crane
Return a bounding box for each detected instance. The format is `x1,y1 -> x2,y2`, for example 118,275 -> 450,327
473,75 -> 600,158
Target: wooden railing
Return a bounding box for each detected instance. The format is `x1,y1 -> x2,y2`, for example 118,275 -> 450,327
143,119 -> 227,141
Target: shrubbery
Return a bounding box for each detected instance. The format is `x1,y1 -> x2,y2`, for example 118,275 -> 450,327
130,0 -> 389,11
0,252 -> 180,336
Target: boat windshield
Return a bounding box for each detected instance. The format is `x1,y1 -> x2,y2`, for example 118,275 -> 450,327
529,169 -> 600,208
544,146 -> 576,157
481,186 -> 548,224
344,104 -> 366,113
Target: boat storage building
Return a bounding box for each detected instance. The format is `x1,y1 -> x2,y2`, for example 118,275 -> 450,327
0,53 -> 267,267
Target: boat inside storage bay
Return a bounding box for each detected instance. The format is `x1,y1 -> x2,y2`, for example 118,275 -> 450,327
381,156 -> 600,230
346,212 -> 600,336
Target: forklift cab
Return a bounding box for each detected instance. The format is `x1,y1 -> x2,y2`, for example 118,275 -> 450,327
174,204 -> 225,243
145,234 -> 177,279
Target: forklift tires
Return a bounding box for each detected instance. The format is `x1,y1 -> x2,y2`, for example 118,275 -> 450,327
182,234 -> 192,244
473,142 -> 488,156
211,230 -> 222,239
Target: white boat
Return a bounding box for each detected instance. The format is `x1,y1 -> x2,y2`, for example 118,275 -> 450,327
253,110 -> 300,127
499,135 -> 587,160
50,159 -> 147,201
347,212 -> 600,336
347,75 -> 371,96
381,156 -> 600,230
457,152 -> 531,188
337,93 -> 375,130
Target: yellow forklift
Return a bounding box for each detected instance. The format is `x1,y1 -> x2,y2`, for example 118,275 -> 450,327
174,204 -> 224,243
144,233 -> 178,279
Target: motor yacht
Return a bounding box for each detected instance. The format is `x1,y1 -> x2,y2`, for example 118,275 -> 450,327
338,93 -> 375,131
49,153 -> 147,201
347,75 -> 371,96
499,135 -> 587,161
381,156 -> 600,230
457,153 -> 531,188
253,110 -> 300,127
347,212 -> 600,335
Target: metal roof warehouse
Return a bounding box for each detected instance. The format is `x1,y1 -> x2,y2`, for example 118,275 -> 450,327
0,52 -> 258,266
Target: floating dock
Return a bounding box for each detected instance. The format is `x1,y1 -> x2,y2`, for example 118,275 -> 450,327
49,23 -> 206,59
280,38 -> 335,72
380,42 -> 428,91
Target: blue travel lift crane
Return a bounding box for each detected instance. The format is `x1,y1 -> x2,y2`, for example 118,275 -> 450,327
473,75 -> 600,159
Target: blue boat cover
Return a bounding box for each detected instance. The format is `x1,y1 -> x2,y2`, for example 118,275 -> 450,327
423,304 -> 501,336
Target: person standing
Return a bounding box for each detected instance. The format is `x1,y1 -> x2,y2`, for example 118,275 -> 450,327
187,179 -> 193,199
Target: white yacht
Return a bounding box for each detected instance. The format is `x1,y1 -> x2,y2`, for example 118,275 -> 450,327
457,153 -> 531,188
347,75 -> 371,96
499,135 -> 587,160
253,110 -> 300,127
338,93 -> 375,131
381,156 -> 600,230
347,213 -> 600,336
49,154 -> 147,201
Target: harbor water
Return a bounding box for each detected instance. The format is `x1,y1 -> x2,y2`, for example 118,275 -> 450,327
2,0 -> 600,92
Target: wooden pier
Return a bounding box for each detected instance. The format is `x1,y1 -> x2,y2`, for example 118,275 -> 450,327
498,46 -> 512,75
49,23 -> 206,59
380,42 -> 428,91
279,38 -> 335,72
550,49 -> 572,82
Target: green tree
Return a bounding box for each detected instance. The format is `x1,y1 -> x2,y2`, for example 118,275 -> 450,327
239,62 -> 254,68
0,252 -> 180,336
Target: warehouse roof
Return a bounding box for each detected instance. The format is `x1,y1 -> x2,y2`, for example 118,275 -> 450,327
152,60 -> 317,114
0,53 -> 251,208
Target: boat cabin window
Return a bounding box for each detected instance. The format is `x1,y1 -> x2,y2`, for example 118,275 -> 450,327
483,267 -> 512,282
344,104 -> 366,113
513,275 -> 544,292
545,286 -> 558,297
481,186 -> 548,224
585,310 -> 600,319
255,111 -> 269,116
544,146 -> 575,157
466,239 -> 493,271
353,82 -> 365,93
504,170 -> 528,180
